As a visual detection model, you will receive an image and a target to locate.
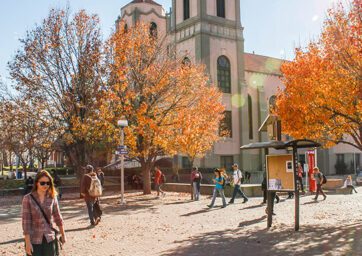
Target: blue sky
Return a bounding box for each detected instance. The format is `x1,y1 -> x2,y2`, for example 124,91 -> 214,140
0,0 -> 341,83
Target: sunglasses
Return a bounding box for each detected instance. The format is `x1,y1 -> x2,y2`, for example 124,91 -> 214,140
39,181 -> 51,186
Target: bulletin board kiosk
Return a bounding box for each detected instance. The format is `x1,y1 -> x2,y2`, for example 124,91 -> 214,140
241,139 -> 320,231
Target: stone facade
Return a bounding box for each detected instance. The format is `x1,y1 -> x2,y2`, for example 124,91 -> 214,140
117,0 -> 361,177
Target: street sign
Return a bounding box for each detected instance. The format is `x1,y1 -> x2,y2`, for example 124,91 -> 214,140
116,150 -> 128,155
117,145 -> 127,151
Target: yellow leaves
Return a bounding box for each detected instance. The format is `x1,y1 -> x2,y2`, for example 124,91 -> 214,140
99,23 -> 225,160
277,0 -> 362,150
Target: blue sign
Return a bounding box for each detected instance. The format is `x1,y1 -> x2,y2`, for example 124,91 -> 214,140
117,145 -> 127,151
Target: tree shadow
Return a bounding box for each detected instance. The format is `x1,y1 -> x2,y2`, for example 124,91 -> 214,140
240,204 -> 264,210
180,206 -> 224,217
238,215 -> 266,227
161,223 -> 362,256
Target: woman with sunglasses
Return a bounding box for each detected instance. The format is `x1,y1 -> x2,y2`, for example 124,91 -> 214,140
22,170 -> 66,256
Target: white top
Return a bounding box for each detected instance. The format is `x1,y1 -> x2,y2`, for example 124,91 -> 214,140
343,179 -> 353,187
233,169 -> 243,185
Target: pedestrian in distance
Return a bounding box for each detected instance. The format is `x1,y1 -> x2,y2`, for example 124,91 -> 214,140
261,175 -> 280,204
22,170 -> 66,256
96,168 -> 105,188
296,162 -> 305,193
229,163 -> 248,204
154,166 -> 166,197
81,164 -> 103,226
313,167 -> 327,201
53,171 -> 62,200
24,176 -> 34,195
191,167 -> 202,201
208,169 -> 227,208
343,175 -> 358,194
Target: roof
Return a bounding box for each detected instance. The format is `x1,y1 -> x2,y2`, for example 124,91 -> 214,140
244,53 -> 284,76
130,0 -> 162,6
240,139 -> 321,150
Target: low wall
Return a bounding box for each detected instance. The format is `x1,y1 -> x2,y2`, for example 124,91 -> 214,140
162,183 -> 263,197
323,179 -> 343,189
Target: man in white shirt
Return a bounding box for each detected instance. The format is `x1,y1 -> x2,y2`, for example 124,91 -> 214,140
229,163 -> 249,204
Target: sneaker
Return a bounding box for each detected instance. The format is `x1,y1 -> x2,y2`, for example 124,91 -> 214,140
242,198 -> 248,204
228,201 -> 234,204
221,205 -> 227,208
95,217 -> 101,225
313,197 -> 317,201
207,205 -> 213,208
323,195 -> 327,200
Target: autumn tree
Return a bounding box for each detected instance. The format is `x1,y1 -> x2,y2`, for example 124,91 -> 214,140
277,0 -> 362,150
8,8 -> 105,175
101,23 -> 225,194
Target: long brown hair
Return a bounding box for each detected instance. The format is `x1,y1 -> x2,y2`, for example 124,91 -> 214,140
32,170 -> 58,199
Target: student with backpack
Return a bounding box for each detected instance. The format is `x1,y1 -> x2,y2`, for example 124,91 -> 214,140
208,169 -> 227,208
81,165 -> 102,226
229,163 -> 248,204
313,167 -> 327,201
154,166 -> 166,198
191,167 -> 202,201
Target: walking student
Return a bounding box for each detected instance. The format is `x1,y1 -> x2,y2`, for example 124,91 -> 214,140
208,169 -> 227,208
191,167 -> 202,201
22,170 -> 66,256
154,166 -> 166,197
297,162 -> 305,193
313,167 -> 327,201
81,164 -> 102,226
343,175 -> 358,194
229,163 -> 248,204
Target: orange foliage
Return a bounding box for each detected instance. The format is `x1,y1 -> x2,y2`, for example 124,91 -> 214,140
277,0 -> 362,150
100,23 -> 225,193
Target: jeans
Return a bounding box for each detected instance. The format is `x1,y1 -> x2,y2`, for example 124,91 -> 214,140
230,184 -> 248,202
86,200 -> 95,224
297,176 -> 304,191
27,236 -> 56,256
315,184 -> 326,199
347,185 -> 358,193
209,188 -> 226,207
193,182 -> 201,200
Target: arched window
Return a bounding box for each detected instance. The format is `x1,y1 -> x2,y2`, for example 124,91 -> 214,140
217,0 -> 225,18
150,22 -> 158,38
217,56 -> 231,93
248,94 -> 253,139
183,0 -> 190,20
182,57 -> 191,67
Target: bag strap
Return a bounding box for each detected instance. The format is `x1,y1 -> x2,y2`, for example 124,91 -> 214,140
29,194 -> 58,234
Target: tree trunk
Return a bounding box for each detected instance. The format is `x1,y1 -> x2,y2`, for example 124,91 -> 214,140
141,160 -> 152,194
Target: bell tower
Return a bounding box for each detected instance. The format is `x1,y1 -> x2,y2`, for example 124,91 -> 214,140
171,0 -> 250,170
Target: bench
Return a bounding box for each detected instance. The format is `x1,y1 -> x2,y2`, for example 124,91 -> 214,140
335,186 -> 354,195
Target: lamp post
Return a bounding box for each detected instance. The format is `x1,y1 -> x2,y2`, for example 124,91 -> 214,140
117,118 -> 128,205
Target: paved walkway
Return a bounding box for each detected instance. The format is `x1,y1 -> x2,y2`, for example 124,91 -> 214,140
0,188 -> 361,256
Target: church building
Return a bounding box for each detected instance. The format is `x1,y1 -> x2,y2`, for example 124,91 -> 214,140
116,0 -> 361,178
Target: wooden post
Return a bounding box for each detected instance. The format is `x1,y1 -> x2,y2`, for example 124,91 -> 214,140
293,146 -> 300,231
267,191 -> 273,228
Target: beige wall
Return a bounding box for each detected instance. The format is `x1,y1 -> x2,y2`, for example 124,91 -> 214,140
121,3 -> 167,38
209,37 -> 241,155
206,0 -> 236,20
176,37 -> 196,61
176,0 -> 198,25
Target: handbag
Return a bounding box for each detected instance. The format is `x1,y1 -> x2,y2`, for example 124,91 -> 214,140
30,194 -> 62,256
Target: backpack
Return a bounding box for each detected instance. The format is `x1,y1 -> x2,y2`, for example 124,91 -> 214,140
160,174 -> 166,184
322,173 -> 327,184
221,176 -> 226,188
193,172 -> 201,182
88,175 -> 103,197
